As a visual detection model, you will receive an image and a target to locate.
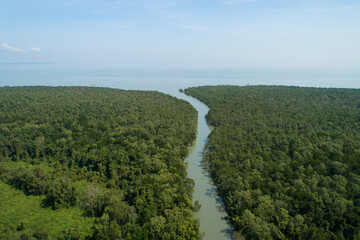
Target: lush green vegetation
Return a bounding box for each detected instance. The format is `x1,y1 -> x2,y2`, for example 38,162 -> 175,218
0,179 -> 94,239
185,85 -> 360,239
0,86 -> 199,239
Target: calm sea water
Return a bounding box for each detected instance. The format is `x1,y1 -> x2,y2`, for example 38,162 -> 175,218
1,65 -> 359,239
1,66 -> 360,92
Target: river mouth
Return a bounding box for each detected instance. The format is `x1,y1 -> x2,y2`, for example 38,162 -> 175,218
174,93 -> 233,240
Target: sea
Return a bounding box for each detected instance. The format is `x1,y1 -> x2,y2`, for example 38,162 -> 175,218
1,65 -> 360,93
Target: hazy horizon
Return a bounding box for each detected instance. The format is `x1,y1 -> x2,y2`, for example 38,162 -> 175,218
1,67 -> 360,90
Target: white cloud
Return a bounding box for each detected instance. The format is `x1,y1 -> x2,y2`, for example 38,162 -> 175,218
2,43 -> 23,52
226,0 -> 260,5
31,47 -> 41,52
1,43 -> 41,52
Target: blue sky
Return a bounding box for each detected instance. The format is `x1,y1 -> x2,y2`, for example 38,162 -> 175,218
1,0 -> 360,68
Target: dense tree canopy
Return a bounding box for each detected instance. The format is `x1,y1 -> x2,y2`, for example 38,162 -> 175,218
185,85 -> 360,239
0,86 -> 199,239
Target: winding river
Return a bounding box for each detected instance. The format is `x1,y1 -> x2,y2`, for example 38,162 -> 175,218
173,92 -> 233,240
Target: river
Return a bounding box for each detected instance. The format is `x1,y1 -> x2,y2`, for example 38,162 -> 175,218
174,93 -> 233,240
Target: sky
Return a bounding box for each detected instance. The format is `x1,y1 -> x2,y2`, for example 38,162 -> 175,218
0,0 -> 360,69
